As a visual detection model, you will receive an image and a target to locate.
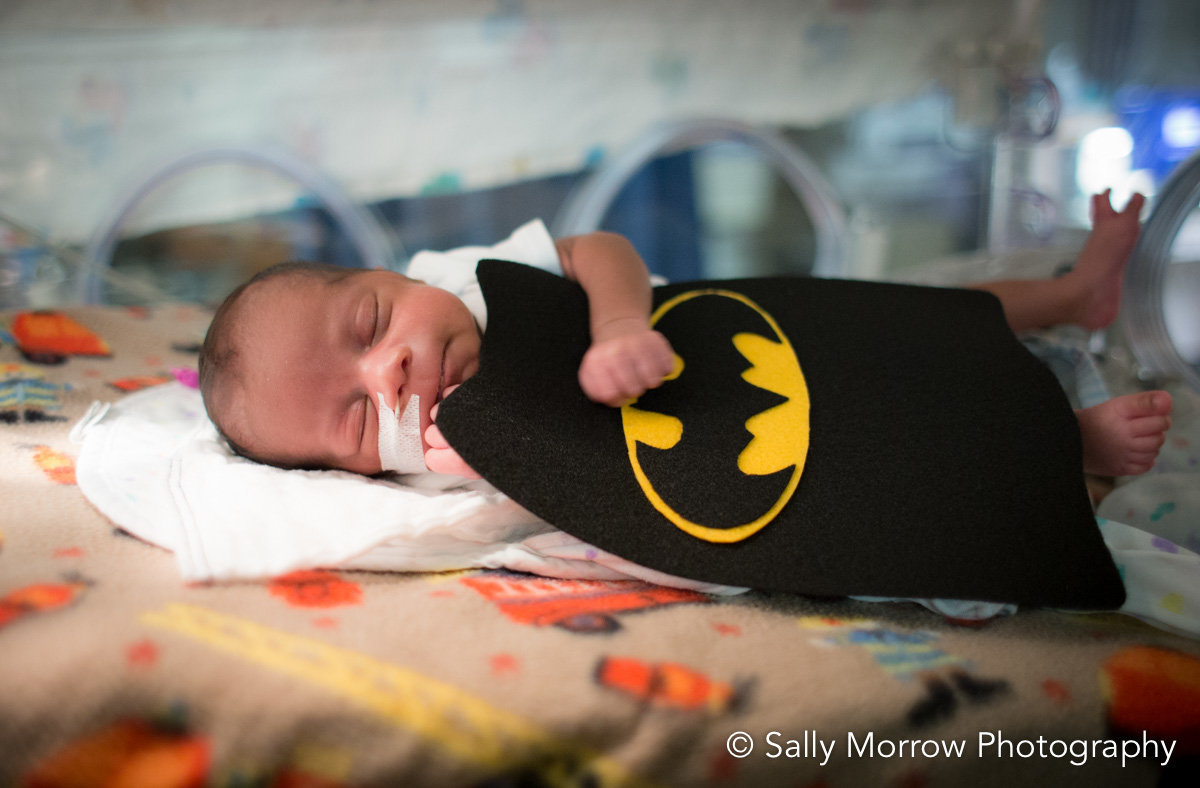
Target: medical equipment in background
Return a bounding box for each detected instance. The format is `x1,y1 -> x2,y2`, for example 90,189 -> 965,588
933,0 -> 1062,257
553,118 -> 849,279
82,146 -> 400,303
2,210 -> 158,308
986,73 -> 1063,256
1120,146 -> 1200,394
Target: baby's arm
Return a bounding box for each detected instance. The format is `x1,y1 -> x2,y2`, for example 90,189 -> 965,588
423,231 -> 672,477
556,232 -> 676,406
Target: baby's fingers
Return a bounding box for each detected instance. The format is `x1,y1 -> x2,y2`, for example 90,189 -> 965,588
579,354 -> 649,406
424,422 -> 451,451
425,400 -> 481,478
578,367 -> 624,407
581,336 -> 674,406
424,446 -> 481,478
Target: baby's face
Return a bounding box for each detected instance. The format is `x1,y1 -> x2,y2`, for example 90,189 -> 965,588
225,269 -> 481,474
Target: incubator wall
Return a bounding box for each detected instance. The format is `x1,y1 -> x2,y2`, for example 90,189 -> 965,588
0,0 -> 1197,340
2,0 -> 1016,306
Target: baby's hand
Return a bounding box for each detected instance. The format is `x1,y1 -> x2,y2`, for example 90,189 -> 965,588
424,388 -> 482,478
578,323 -> 676,407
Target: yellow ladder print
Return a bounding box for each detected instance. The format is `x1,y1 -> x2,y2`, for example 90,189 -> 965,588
142,604 -> 655,787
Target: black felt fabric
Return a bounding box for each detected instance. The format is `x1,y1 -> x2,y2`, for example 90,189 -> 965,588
436,260 -> 1125,609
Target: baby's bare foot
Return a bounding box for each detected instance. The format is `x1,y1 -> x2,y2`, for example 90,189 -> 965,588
1076,390 -> 1172,477
1066,190 -> 1146,330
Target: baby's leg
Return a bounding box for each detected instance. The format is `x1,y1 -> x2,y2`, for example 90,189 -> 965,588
1076,390 -> 1172,477
972,190 -> 1146,333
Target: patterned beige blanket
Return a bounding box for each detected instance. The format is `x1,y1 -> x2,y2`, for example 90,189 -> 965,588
2,304 -> 1197,787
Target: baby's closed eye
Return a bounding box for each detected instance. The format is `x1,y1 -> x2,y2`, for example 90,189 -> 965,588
358,295 -> 378,345
358,396 -> 370,445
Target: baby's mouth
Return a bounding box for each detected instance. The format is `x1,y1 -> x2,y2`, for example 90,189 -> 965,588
436,344 -> 448,402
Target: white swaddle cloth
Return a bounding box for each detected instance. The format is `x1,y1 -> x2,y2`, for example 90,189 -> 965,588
71,383 -> 1200,636
72,381 -> 743,593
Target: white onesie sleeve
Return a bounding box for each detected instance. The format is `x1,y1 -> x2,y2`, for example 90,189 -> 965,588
405,219 -> 562,330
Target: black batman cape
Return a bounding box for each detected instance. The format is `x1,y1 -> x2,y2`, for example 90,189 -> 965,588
435,260 -> 1125,609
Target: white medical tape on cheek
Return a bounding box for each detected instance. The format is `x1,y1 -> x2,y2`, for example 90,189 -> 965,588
376,392 -> 427,473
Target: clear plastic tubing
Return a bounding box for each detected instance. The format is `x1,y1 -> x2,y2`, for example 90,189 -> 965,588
552,117 -> 849,278
1121,146 -> 1200,393
82,146 -> 398,302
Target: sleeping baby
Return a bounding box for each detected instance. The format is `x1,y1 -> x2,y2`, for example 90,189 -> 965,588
181,189 -> 1200,629
199,190 -> 1172,487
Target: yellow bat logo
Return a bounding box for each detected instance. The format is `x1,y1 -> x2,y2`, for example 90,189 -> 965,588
621,289 -> 811,543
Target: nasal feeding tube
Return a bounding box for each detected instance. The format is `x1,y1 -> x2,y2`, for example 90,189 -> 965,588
376,392 -> 427,473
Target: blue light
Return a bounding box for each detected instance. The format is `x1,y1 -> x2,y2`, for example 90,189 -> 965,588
1116,88 -> 1200,183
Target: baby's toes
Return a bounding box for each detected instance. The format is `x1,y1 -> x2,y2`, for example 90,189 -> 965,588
1130,416 -> 1171,441
1125,449 -> 1160,474
1122,436 -> 1166,475
1137,414 -> 1166,438
1122,460 -> 1154,476
1116,390 -> 1172,419
1127,431 -> 1166,454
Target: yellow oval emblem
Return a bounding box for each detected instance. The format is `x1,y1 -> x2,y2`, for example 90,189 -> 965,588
620,289 -> 810,543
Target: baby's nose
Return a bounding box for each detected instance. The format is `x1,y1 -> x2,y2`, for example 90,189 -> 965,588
361,339 -> 412,409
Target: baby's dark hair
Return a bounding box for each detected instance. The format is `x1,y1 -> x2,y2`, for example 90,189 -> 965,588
199,261 -> 351,463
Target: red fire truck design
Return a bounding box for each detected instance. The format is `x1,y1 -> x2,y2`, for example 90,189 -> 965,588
460,573 -> 710,633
